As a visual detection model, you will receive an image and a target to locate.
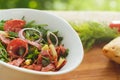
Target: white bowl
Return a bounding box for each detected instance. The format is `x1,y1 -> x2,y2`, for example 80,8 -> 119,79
0,9 -> 84,80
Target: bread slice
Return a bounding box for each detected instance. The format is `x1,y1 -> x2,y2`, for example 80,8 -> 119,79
103,37 -> 120,64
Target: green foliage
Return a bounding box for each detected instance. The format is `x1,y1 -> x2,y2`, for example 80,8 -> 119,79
71,22 -> 120,50
60,49 -> 69,58
8,31 -> 18,39
0,20 -> 6,30
0,42 -> 9,62
0,0 -> 120,11
26,46 -> 39,60
24,30 -> 40,41
42,56 -> 50,67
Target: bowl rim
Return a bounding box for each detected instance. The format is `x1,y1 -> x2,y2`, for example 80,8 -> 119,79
0,8 -> 84,75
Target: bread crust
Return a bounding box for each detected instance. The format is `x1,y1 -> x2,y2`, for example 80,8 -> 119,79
103,37 -> 120,64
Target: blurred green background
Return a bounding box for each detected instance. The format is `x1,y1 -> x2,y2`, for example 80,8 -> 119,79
0,0 -> 119,11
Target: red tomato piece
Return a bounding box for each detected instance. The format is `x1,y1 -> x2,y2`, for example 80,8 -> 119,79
109,21 -> 120,32
4,20 -> 25,32
7,38 -> 28,58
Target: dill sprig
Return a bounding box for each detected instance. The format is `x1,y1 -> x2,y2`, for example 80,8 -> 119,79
71,22 -> 120,51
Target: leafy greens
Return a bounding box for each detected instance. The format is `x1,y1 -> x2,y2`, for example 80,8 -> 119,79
0,42 -> 9,62
0,20 -> 6,30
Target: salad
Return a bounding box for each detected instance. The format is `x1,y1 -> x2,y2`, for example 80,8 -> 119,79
0,18 -> 69,72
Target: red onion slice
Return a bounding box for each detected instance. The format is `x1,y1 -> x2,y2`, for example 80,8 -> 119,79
18,28 -> 42,50
47,31 -> 58,46
18,28 -> 42,42
0,31 -> 10,44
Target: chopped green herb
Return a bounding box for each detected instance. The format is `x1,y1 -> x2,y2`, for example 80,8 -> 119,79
24,30 -> 40,41
60,49 -> 69,58
26,46 -> 40,61
0,20 -> 6,30
24,20 -> 35,28
21,16 -> 25,20
8,31 -> 18,39
42,56 -> 50,67
0,42 -> 9,62
51,31 -> 63,45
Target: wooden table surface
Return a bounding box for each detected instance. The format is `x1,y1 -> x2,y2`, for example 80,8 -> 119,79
49,45 -> 120,80
49,11 -> 120,80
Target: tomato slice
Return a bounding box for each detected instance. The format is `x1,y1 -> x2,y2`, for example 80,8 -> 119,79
7,38 -> 28,58
4,20 -> 25,32
109,21 -> 120,32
